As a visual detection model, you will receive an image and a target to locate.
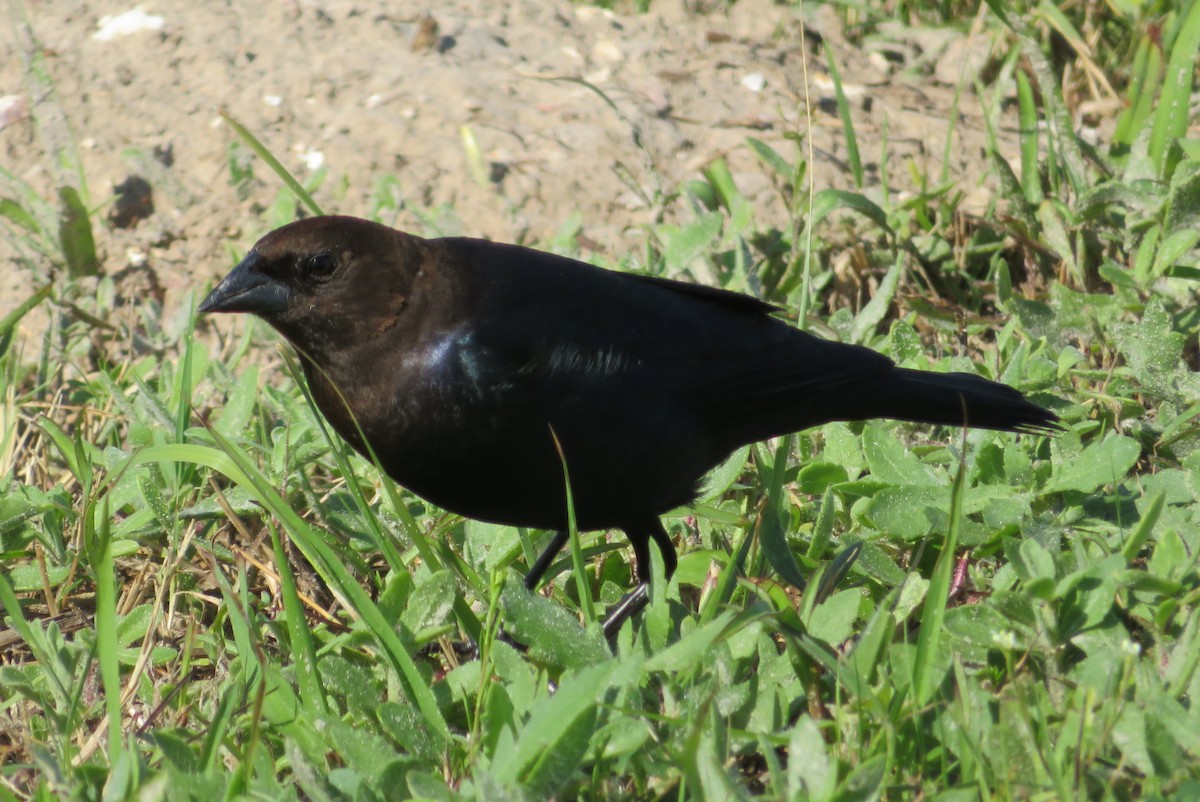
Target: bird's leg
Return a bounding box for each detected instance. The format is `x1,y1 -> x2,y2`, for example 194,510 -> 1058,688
524,530 -> 570,590
602,585 -> 649,640
601,518 -> 675,640
517,522 -> 676,642
649,520 -> 678,579
491,530 -> 572,654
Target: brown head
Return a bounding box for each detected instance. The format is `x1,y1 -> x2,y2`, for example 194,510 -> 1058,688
198,216 -> 424,356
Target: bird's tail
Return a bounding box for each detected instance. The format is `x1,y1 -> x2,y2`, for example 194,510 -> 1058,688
856,368 -> 1060,434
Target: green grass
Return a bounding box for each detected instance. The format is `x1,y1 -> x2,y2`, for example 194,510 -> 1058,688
3,1 -> 1200,800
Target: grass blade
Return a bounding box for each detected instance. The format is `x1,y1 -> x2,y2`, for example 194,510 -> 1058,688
88,497 -> 122,755
551,427 -> 595,627
220,112 -> 324,216
824,49 -> 863,188
268,521 -> 328,715
123,442 -> 451,741
1149,0 -> 1200,176
913,429 -> 968,707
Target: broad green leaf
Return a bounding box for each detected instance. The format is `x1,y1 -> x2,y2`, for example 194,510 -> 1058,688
500,583 -> 609,672
661,212 -> 723,272
1047,433 -> 1140,493
862,425 -> 940,486
57,186 -> 97,278
787,716 -> 835,802
806,588 -> 860,646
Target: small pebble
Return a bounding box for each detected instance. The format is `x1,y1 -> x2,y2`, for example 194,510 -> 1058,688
741,72 -> 765,92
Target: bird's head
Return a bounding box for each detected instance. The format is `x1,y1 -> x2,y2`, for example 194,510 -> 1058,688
199,216 -> 421,355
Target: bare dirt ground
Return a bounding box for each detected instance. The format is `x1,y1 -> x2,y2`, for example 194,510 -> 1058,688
2,0 -> 1014,322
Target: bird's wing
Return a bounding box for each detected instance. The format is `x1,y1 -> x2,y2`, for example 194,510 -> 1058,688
623,272 -> 783,316
623,271 -> 896,406
461,258 -> 894,445
627,294 -> 894,443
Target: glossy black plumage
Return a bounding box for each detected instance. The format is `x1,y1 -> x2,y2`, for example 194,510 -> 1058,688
200,215 -> 1058,631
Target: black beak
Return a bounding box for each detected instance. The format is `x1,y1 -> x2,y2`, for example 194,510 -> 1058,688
198,252 -> 289,315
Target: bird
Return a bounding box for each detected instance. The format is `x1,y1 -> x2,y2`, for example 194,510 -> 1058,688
199,215 -> 1059,636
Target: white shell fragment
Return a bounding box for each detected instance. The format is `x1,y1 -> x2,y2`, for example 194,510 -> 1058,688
93,7 -> 165,41
741,72 -> 765,93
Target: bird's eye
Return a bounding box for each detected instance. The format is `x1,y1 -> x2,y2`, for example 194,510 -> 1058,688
306,252 -> 338,280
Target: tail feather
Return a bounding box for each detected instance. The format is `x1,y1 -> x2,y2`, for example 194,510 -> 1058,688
865,368 -> 1060,434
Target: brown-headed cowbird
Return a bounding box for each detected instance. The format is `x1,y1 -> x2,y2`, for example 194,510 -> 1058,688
200,216 -> 1058,634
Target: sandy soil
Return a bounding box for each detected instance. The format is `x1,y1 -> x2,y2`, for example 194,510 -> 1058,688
2,0 -> 1014,322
